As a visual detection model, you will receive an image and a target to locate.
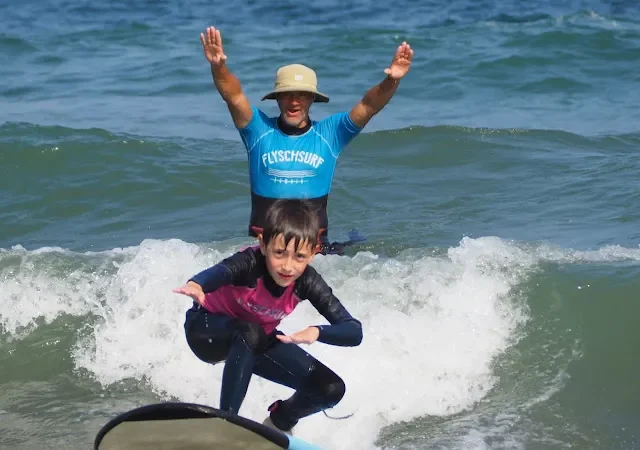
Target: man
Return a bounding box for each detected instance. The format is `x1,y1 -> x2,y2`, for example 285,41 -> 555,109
200,26 -> 413,253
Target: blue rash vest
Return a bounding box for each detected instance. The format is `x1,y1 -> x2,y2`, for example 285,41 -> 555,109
237,106 -> 361,238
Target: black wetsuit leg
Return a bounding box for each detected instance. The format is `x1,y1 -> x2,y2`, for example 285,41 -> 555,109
253,334 -> 346,431
184,304 -> 268,414
184,304 -> 345,429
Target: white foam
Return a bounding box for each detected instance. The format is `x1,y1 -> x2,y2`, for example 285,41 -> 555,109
64,236 -> 531,449
536,242 -> 640,263
0,244 -> 134,336
5,236 -> 624,448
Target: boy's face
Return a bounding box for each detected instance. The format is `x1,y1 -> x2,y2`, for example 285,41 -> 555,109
260,233 -> 315,287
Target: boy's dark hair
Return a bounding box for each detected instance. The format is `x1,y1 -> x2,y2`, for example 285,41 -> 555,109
262,200 -> 321,250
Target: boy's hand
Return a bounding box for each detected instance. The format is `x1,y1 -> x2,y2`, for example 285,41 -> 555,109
276,326 -> 320,345
172,281 -> 205,305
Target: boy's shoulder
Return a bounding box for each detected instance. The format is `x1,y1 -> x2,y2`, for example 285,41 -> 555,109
297,263 -> 320,280
224,245 -> 262,272
294,264 -> 330,296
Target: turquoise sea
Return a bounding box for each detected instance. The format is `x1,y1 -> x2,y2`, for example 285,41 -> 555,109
1,0 -> 640,448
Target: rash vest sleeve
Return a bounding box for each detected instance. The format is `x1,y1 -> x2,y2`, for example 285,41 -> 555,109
296,266 -> 363,347
188,247 -> 257,293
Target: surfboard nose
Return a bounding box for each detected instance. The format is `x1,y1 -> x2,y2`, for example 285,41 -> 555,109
94,402 -> 323,450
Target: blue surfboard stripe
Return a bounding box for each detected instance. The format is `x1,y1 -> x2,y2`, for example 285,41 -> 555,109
287,434 -> 323,450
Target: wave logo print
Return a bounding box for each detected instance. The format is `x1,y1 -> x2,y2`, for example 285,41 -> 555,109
262,149 -> 323,184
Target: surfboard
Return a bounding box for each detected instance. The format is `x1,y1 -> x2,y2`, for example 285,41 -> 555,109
94,402 -> 322,450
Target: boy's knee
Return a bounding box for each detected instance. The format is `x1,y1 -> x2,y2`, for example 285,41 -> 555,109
309,364 -> 346,407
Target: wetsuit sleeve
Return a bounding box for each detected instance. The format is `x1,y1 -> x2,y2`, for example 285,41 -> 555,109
237,106 -> 271,154
298,266 -> 363,347
188,247 -> 256,293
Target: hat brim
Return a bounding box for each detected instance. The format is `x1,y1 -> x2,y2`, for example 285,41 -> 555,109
262,88 -> 329,103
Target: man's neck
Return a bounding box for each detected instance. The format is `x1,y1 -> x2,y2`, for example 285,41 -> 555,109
277,115 -> 311,135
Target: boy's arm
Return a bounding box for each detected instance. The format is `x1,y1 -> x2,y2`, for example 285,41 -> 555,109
301,267 -> 363,347
188,264 -> 232,294
189,248 -> 256,293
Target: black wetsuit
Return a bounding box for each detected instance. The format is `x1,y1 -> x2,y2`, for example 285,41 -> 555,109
183,246 -> 362,431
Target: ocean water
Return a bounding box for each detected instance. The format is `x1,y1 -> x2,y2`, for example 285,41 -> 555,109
2,0 -> 640,449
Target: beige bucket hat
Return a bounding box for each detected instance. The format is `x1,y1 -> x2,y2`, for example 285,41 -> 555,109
262,64 -> 329,103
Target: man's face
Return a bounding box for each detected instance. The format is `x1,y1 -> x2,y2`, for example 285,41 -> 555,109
276,91 -> 314,128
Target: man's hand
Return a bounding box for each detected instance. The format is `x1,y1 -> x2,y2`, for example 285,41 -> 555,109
384,41 -> 414,80
200,26 -> 227,67
276,327 -> 320,345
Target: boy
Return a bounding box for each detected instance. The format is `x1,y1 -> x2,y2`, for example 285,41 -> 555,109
173,199 -> 363,433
